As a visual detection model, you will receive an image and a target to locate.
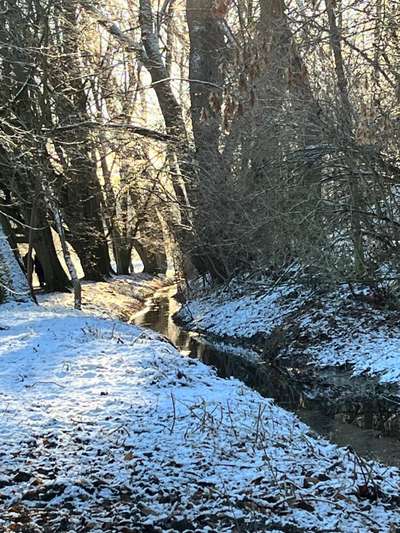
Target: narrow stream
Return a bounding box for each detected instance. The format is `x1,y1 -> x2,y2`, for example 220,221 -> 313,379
132,287 -> 400,467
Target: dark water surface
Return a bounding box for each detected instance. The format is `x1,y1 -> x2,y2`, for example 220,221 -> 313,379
132,287 -> 400,467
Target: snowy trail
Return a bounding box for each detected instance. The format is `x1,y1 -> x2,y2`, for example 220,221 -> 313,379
0,299 -> 399,532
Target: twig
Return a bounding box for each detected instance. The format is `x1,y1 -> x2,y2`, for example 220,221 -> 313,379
25,381 -> 66,389
170,392 -> 176,434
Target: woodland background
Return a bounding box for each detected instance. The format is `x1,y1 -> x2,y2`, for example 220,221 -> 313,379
1,0 -> 400,304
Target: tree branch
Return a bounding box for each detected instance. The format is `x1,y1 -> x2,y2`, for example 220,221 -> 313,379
43,120 -> 170,142
79,1 -> 143,55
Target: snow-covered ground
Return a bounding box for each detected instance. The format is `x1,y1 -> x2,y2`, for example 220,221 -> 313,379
38,274 -> 168,322
178,280 -> 400,386
0,285 -> 400,531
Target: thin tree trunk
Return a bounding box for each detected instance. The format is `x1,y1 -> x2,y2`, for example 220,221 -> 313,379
325,0 -> 364,276
53,209 -> 82,310
80,0 -> 192,224
186,0 -> 224,166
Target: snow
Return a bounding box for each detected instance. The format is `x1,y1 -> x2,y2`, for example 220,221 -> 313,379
0,224 -> 31,303
181,282 -> 312,342
309,330 -> 400,384
37,274 -> 167,322
0,291 -> 400,531
179,281 -> 400,386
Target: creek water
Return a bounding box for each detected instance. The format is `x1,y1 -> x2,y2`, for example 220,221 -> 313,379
132,287 -> 400,467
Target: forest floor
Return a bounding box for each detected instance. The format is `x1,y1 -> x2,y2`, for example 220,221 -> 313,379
38,274 -> 170,323
0,276 -> 400,532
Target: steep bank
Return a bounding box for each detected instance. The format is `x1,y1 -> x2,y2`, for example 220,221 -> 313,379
175,279 -> 400,436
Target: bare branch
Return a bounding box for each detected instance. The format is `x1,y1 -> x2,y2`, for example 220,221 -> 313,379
43,120 -> 170,142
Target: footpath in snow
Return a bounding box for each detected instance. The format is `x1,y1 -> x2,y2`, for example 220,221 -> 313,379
0,280 -> 399,532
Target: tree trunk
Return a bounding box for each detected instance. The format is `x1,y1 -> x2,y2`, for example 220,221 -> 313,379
54,0 -> 112,281
134,240 -> 167,275
325,0 -> 365,276
186,0 -> 224,166
185,0 -> 232,281
53,208 -> 82,309
137,0 -> 193,225
28,208 -> 71,292
81,0 -> 192,222
114,244 -> 133,275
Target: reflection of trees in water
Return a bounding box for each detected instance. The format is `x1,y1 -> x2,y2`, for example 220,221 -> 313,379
197,347 -> 304,409
134,293 -> 193,354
